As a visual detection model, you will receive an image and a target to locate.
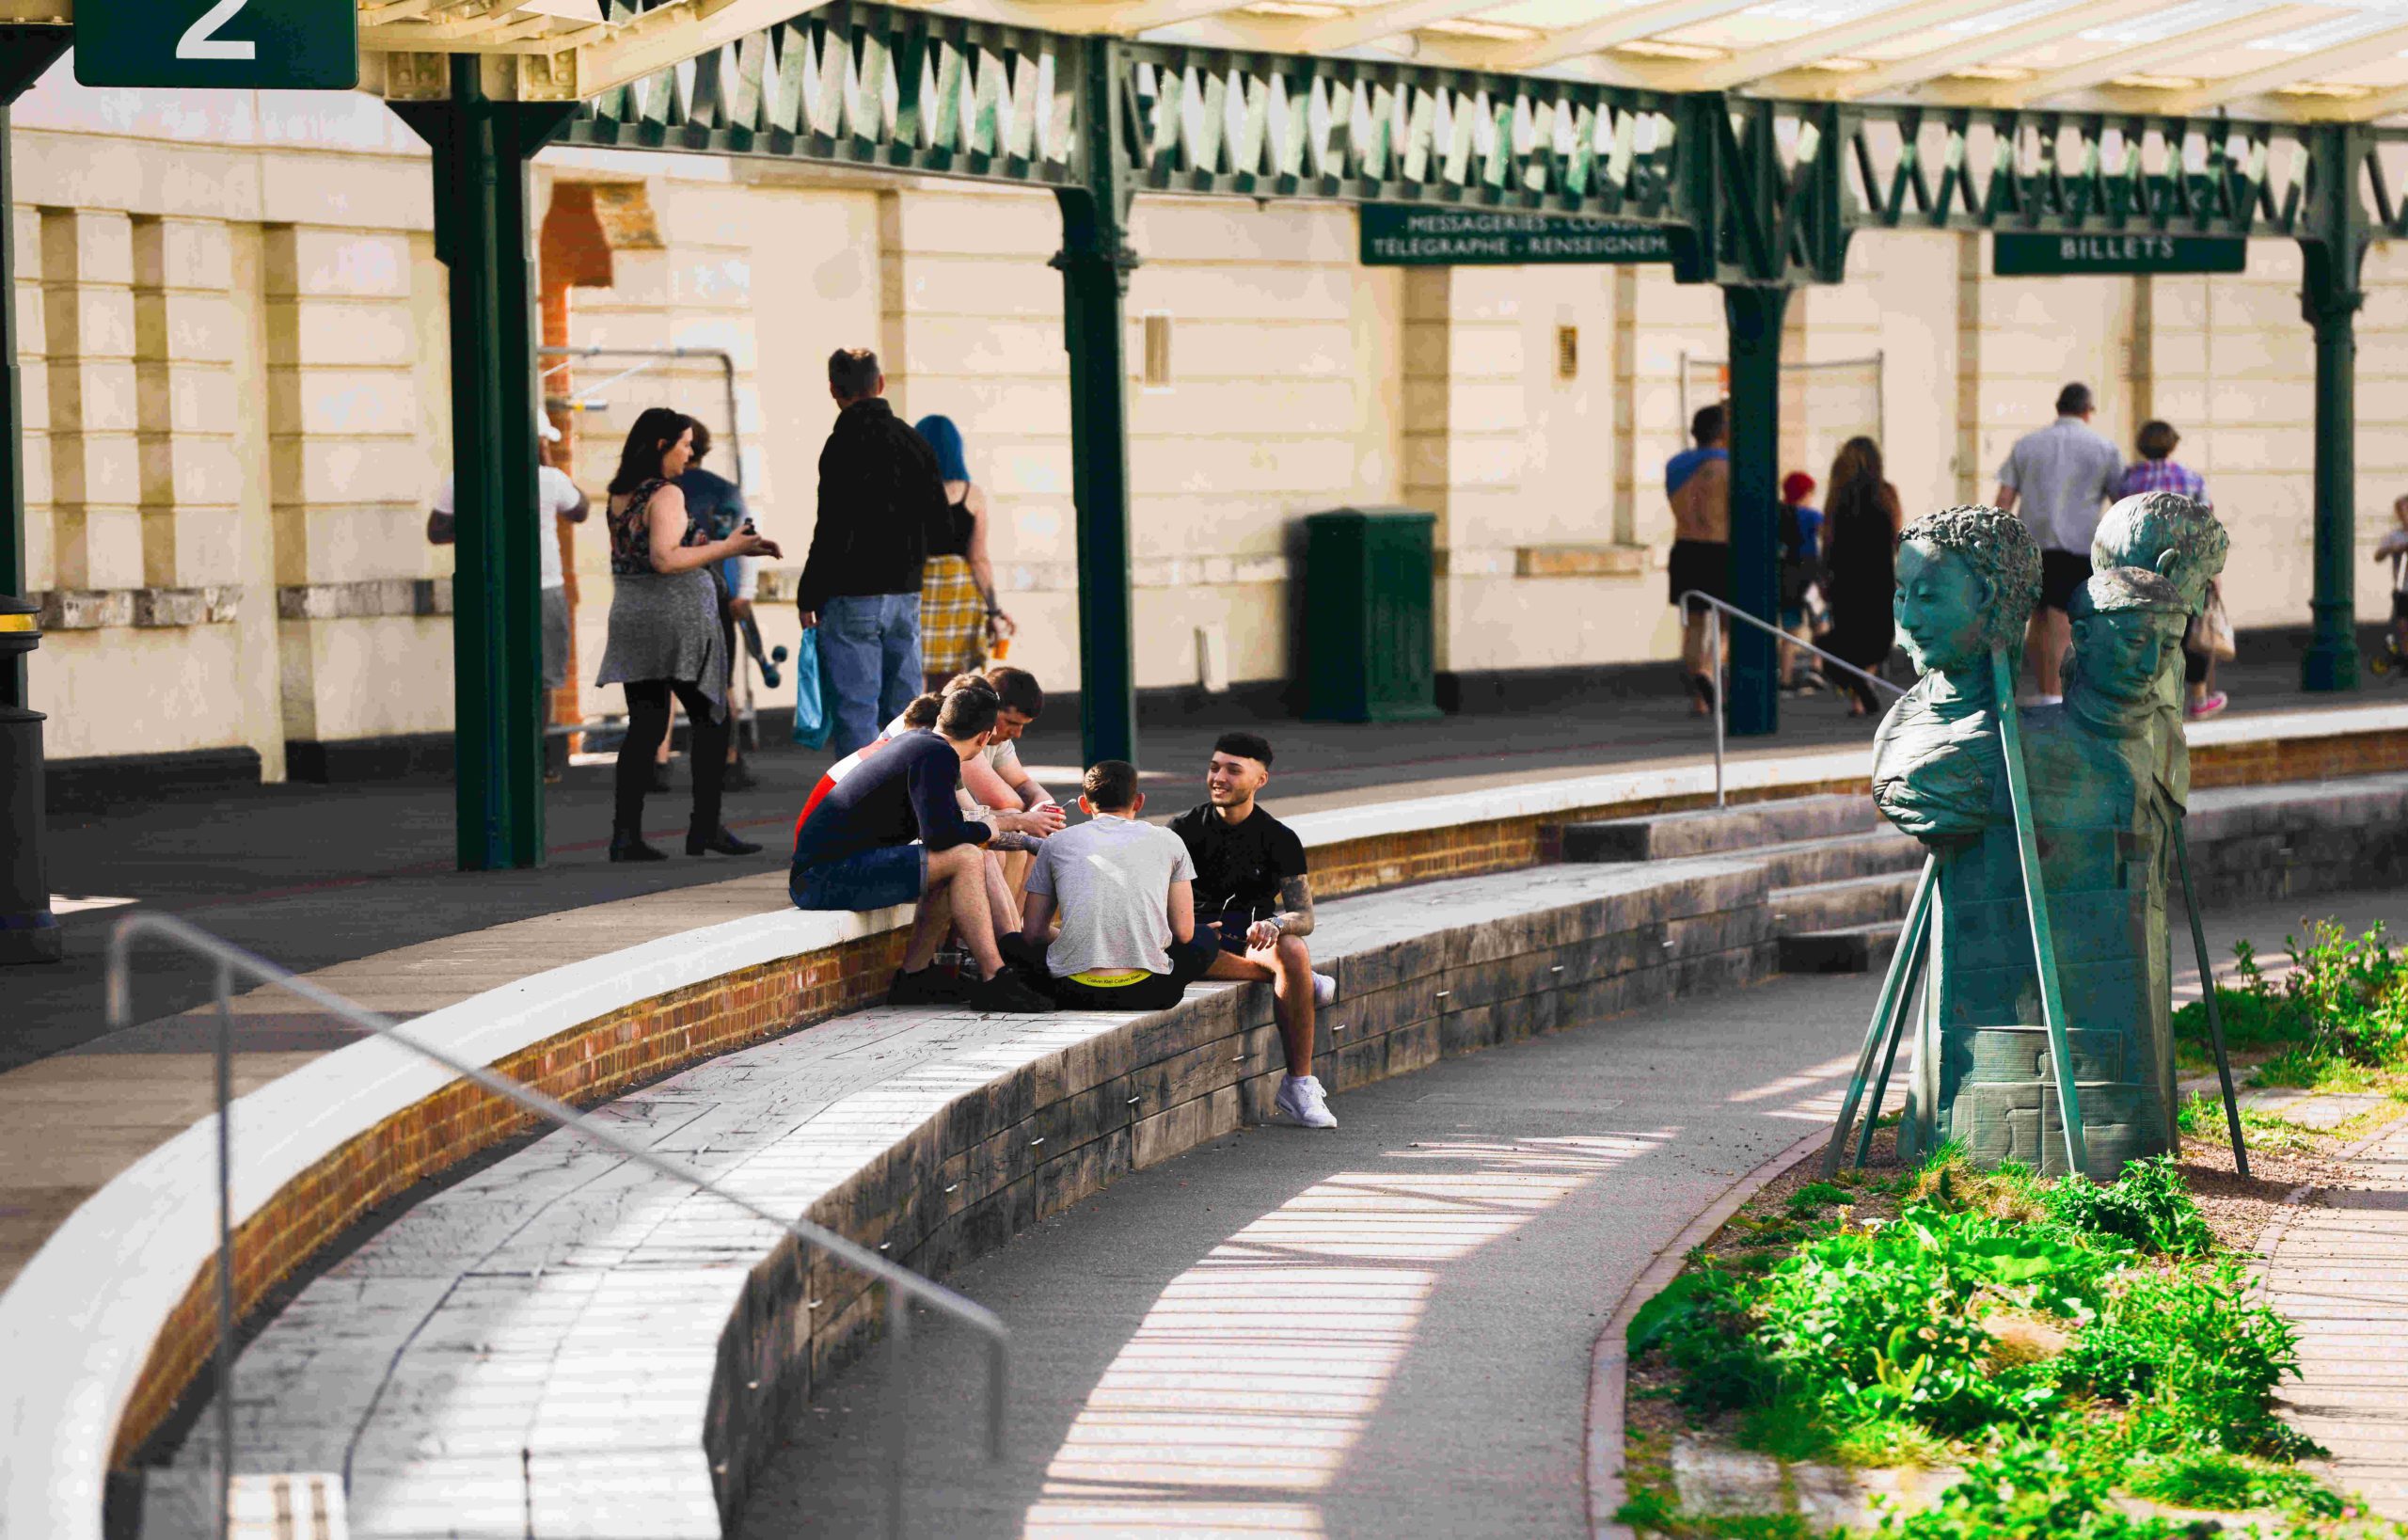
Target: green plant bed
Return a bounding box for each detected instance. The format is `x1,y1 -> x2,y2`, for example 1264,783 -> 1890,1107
1621,1148 -> 2400,1538
2178,923 -> 2408,1092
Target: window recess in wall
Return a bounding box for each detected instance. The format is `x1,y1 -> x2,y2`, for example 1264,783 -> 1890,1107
1556,325 -> 1578,383
1142,312 -> 1173,390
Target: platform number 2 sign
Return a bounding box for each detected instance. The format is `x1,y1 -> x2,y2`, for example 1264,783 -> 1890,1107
76,0 -> 358,88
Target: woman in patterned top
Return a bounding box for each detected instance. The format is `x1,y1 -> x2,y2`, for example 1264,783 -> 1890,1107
595,407 -> 781,863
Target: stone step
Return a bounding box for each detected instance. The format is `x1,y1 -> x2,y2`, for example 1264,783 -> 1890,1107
1561,794 -> 1880,863
1769,870 -> 1918,934
1779,921 -> 1906,976
1751,831 -> 1924,889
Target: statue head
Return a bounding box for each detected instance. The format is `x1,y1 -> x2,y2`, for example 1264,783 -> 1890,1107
2067,567 -> 2189,717
1893,505 -> 2043,675
2091,491 -> 2227,614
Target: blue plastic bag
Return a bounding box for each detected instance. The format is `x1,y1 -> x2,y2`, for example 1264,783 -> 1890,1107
790,627 -> 832,751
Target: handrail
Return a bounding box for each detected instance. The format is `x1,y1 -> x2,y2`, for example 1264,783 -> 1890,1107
105,912 -> 1005,1540
1679,589 -> 1906,808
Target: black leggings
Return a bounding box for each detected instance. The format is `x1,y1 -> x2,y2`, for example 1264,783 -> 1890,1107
616,678 -> 726,836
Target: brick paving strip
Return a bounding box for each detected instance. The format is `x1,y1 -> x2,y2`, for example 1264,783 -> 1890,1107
2261,1108 -> 2408,1518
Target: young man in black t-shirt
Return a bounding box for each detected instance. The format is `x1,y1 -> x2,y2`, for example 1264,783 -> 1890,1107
1168,732 -> 1339,1129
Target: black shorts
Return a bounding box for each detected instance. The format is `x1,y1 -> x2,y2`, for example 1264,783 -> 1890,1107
2039,549 -> 2094,613
1670,539 -> 1731,610
2393,591 -> 2408,624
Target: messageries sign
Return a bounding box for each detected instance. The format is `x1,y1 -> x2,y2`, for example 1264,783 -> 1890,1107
1360,205 -> 1676,266
76,0 -> 359,88
1992,232 -> 2247,277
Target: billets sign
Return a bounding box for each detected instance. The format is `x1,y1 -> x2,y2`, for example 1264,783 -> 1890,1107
1992,232 -> 2247,277
76,0 -> 359,88
1360,205 -> 1675,267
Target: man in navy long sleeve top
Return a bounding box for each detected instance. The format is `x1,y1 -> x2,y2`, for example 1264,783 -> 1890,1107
790,684 -> 1050,1013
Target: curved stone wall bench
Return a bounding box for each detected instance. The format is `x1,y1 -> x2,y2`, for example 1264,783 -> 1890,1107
1,702 -> 2398,1540
145,856 -> 1772,1539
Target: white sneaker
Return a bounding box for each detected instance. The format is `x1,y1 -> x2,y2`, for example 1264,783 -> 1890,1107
1312,971 -> 1338,1008
1276,1073 -> 1338,1129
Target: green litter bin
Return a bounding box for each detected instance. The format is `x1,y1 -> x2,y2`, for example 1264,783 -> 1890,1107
1302,508 -> 1442,722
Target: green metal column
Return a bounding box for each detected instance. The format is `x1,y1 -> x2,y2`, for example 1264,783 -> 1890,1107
0,26 -> 69,712
1721,283 -> 1788,738
1052,37 -> 1139,768
396,62 -> 572,869
2298,124 -> 2368,693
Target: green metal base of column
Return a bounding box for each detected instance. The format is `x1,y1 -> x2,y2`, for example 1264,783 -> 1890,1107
2302,640 -> 2360,692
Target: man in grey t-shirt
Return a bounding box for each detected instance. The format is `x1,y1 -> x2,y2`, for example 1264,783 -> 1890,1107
1018,760 -> 1220,1011
1995,382 -> 2122,703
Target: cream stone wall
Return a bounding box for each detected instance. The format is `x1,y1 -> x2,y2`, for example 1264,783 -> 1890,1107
6,60 -> 2394,772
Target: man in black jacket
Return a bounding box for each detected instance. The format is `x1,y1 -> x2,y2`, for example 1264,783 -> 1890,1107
800,348 -> 952,756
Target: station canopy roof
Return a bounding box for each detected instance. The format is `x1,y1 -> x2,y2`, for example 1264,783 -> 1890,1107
36,0 -> 2408,124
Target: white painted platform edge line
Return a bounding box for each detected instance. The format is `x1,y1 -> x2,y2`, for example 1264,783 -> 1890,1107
1585,1126 -> 1829,1540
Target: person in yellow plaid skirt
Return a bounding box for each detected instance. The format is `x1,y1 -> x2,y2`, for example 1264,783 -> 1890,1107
913,414 -> 1014,688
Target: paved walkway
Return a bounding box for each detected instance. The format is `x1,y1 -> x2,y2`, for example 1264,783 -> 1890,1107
724,888 -> 2405,1540
731,964 -> 1882,1539
2265,1109 -> 2408,1517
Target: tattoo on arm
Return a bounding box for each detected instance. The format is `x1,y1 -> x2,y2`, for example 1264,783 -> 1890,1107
988,830 -> 1040,853
1274,875 -> 1315,938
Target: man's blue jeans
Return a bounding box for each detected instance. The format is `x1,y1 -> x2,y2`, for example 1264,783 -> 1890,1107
817,592 -> 923,756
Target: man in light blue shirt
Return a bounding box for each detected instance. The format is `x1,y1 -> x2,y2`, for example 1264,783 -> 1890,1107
1995,382 -> 2121,703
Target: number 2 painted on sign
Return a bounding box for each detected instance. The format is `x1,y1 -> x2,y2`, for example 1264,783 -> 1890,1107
177,0 -> 256,61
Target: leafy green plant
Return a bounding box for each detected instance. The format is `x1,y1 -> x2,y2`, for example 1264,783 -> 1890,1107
2123,1449 -> 2344,1517
1870,1427 -> 2182,1539
2055,1259 -> 2303,1454
1750,1204 -> 2099,1434
2176,921 -> 2408,1069
2044,1156 -> 2216,1256
1629,1268 -> 1780,1416
1783,1181 -> 1854,1218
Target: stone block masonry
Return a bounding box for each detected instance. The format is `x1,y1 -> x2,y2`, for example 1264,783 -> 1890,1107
152,858 -> 1772,1539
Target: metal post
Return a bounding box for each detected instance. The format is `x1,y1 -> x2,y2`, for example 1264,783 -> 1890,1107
2302,255 -> 2359,689
1708,604 -> 1725,807
0,593 -> 55,963
1990,650 -> 2087,1176
393,64 -> 573,869
1052,37 -> 1139,768
1856,929 -> 1928,1170
214,961 -> 236,1540
1822,857 -> 1933,1177
0,27 -> 71,712
1720,284 -> 1787,738
2300,197 -> 2365,693
2175,824 -> 2249,1178
885,1285 -> 909,1540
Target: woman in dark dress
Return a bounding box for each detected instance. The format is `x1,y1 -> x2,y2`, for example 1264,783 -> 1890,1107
1818,436 -> 1905,718
595,407 -> 781,861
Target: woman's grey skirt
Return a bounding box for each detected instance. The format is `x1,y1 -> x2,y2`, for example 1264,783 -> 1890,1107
596,569 -> 728,721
